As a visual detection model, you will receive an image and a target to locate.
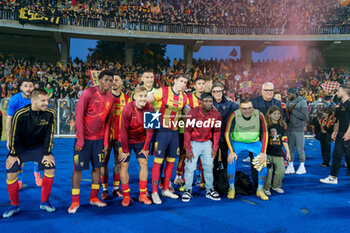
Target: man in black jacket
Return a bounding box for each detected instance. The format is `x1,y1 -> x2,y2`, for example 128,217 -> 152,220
3,89 -> 56,218
252,82 -> 282,115
320,85 -> 350,184
212,81 -> 239,171
249,82 -> 282,188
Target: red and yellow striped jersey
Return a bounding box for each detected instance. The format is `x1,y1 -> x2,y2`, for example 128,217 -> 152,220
319,114 -> 335,131
153,86 -> 188,131
110,92 -> 130,141
187,92 -> 201,109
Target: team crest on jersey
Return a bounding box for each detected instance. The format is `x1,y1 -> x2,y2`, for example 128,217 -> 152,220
158,150 -> 162,155
341,107 -> 346,111
222,106 -> 226,110
39,119 -> 48,126
80,162 -> 84,167
121,100 -> 125,104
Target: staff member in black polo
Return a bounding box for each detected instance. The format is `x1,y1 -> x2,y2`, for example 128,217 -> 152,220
3,89 -> 56,218
320,85 -> 350,184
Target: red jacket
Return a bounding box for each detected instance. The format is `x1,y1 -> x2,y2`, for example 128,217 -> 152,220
120,101 -> 154,153
184,106 -> 222,154
75,86 -> 114,148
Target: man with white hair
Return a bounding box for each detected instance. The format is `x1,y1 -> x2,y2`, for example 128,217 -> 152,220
248,82 -> 282,189
252,82 -> 283,116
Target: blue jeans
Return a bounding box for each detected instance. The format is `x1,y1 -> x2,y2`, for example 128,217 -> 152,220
184,141 -> 214,192
227,140 -> 267,190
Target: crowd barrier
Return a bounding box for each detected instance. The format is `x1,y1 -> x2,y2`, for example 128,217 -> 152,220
1,9 -> 350,35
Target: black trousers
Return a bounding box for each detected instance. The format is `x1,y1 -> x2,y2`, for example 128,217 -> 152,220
214,141 -> 228,170
320,133 -> 331,165
330,136 -> 350,177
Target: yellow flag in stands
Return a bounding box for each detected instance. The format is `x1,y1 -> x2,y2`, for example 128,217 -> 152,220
339,0 -> 350,7
88,70 -> 102,86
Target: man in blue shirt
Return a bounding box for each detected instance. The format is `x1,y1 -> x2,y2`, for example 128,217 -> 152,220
6,79 -> 42,189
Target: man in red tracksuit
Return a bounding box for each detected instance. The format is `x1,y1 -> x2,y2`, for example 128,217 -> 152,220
68,70 -> 114,214
119,86 -> 154,207
182,92 -> 222,202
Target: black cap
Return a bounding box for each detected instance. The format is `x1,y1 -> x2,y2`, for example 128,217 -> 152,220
200,92 -> 213,100
287,88 -> 297,94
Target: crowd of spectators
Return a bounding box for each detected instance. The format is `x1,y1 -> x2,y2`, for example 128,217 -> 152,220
0,55 -> 347,99
1,53 -> 348,100
1,0 -> 350,34
0,52 -> 349,134
0,53 -> 349,138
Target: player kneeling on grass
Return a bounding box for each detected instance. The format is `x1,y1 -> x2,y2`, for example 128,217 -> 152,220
3,89 -> 56,218
119,86 -> 154,207
182,92 -> 222,202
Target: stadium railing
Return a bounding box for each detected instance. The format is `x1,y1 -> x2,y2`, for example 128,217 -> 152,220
0,97 -> 76,138
56,99 -> 76,137
1,9 -> 350,35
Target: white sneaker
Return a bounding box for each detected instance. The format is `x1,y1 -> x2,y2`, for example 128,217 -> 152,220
296,165 -> 306,174
182,190 -> 192,202
285,164 -> 295,174
162,189 -> 179,199
151,192 -> 162,204
243,156 -> 251,162
174,176 -> 184,186
205,189 -> 221,201
264,189 -> 271,196
272,187 -> 285,194
169,181 -> 175,192
320,175 -> 338,184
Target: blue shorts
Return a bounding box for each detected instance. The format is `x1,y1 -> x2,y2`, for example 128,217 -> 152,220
7,145 -> 55,173
73,139 -> 104,171
118,142 -> 147,163
232,140 -> 262,156
149,134 -> 156,156
153,128 -> 180,159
